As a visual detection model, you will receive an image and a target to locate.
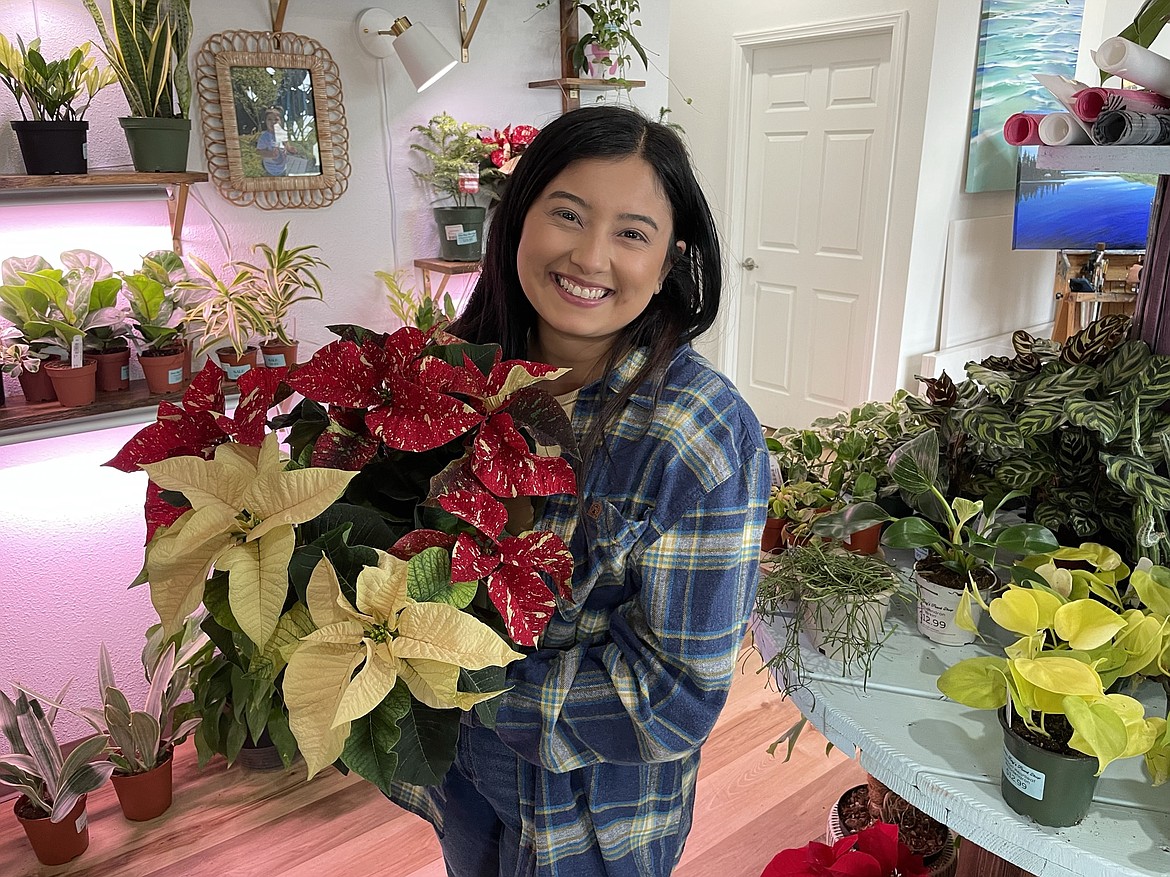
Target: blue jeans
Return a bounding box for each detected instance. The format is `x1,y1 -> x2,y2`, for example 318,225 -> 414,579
436,720 -> 537,877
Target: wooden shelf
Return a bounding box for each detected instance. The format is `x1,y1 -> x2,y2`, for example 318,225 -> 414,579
0,379 -> 185,433
413,258 -> 482,300
1036,145 -> 1170,175
529,77 -> 646,89
0,171 -> 208,189
0,171 -> 208,254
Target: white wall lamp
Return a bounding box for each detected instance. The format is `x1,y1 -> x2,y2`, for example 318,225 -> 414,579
355,9 -> 459,93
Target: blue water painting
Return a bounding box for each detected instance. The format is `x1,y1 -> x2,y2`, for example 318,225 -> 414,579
1014,175 -> 1156,250
967,0 -> 1085,193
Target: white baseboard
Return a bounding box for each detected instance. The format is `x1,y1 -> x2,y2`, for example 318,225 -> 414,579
919,322 -> 1053,388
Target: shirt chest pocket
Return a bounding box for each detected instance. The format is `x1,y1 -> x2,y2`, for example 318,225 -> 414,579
578,498 -> 650,593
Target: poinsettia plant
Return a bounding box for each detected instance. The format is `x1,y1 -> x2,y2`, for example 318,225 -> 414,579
480,123 -> 539,203
107,323 -> 578,787
760,821 -> 929,877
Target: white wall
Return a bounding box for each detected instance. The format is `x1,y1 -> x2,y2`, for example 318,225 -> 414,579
0,0 -> 671,749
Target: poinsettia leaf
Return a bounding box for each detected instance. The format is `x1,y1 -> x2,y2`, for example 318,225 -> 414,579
405,546 -> 477,608
426,340 -> 500,378
298,503 -> 395,550
500,531 -> 575,599
438,489 -> 509,539
388,697 -> 459,786
506,386 -> 581,464
145,481 -> 190,542
381,325 -> 430,372
416,355 -> 485,398
368,374 -> 483,453
485,563 -> 556,647
484,360 -> 564,407
391,530 -> 457,560
326,324 -> 390,346
287,339 -> 387,408
340,682 -> 411,796
311,427 -> 381,471
228,366 -> 288,445
104,419 -> 185,472
181,360 -> 227,413
462,666 -> 506,727
472,412 -> 576,498
427,454 -> 485,503
451,533 -> 501,582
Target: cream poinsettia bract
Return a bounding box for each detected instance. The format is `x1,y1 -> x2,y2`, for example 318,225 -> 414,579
284,552 -> 523,779
140,433 -> 358,648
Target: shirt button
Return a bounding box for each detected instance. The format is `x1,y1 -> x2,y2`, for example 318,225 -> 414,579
587,500 -> 603,519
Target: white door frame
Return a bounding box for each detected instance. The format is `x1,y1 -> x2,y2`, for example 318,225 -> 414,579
716,13 -> 909,402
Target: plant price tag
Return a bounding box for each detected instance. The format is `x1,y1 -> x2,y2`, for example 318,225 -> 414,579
75,810 -> 88,833
71,335 -> 83,369
456,230 -> 478,246
1003,749 -> 1045,800
445,224 -> 465,241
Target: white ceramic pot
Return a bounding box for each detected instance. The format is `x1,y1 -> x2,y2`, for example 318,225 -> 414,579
803,589 -> 894,664
913,567 -> 988,646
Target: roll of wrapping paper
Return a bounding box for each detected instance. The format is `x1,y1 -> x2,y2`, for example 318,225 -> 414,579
1092,109 -> 1170,144
1073,86 -> 1170,122
1038,112 -> 1091,145
1096,36 -> 1170,95
1003,113 -> 1045,145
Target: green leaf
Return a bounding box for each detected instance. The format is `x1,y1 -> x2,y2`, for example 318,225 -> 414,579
881,516 -> 943,550
965,364 -> 1016,402
406,546 -> 476,608
1065,399 -> 1124,443
461,666 -> 507,727
340,682 -> 410,795
1015,400 -> 1066,438
1122,357 -> 1170,409
937,656 -> 1009,709
887,430 -> 939,495
994,523 -> 1060,556
390,698 -> 460,786
1024,364 -> 1100,402
1099,340 -> 1151,392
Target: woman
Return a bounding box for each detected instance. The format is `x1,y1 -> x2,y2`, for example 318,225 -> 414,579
256,106 -> 300,176
393,105 -> 770,877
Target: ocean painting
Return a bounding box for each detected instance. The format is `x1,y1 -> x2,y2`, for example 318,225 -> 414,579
1013,147 -> 1156,250
966,0 -> 1085,193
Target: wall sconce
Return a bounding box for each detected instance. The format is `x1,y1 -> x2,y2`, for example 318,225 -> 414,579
356,8 -> 459,93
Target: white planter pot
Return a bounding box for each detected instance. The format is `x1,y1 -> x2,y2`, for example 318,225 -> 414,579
913,568 -> 988,646
803,589 -> 894,664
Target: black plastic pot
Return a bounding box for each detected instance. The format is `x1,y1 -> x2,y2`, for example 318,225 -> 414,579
433,206 -> 486,261
11,120 -> 88,174
999,710 -> 1099,827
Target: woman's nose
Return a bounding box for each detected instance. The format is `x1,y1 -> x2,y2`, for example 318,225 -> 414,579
569,229 -> 609,275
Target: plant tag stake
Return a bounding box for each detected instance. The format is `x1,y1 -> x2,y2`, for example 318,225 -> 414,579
70,335 -> 83,369
458,170 -> 479,194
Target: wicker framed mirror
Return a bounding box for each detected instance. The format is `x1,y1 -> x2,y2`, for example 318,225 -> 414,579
194,31 -> 350,209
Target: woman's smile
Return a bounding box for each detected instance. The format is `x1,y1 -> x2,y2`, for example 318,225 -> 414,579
551,272 -> 614,304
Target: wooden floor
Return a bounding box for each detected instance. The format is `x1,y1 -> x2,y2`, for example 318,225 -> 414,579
0,643 -> 864,877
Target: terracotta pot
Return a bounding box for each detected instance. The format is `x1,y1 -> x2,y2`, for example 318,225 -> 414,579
260,340 -> 298,369
92,347 -> 131,392
45,359 -> 97,408
17,360 -> 57,403
14,794 -> 90,866
111,749 -> 173,821
181,338 -> 192,383
216,346 -> 259,382
761,518 -> 784,553
139,348 -> 187,394
844,522 -> 883,555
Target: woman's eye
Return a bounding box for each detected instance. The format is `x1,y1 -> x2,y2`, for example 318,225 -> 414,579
554,209 -> 579,223
621,230 -> 649,242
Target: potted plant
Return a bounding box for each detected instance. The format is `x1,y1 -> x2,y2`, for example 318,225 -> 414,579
377,266 -> 458,332
81,0 -> 193,172
234,223 -> 328,368
814,429 -> 1060,646
0,689 -> 115,866
937,572 -> 1170,826
545,0 -> 648,83
0,33 -> 116,174
756,538 -> 902,691
179,255 -> 267,380
767,479 -> 837,551
0,326 -> 42,407
0,255 -> 57,402
761,819 -> 929,877
825,780 -> 956,876
122,251 -> 190,393
478,123 -> 540,206
410,112 -> 493,261
106,323 -> 578,793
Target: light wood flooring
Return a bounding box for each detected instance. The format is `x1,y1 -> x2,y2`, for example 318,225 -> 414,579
0,642 -> 865,877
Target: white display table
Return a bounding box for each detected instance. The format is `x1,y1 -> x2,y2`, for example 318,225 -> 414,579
753,596 -> 1170,877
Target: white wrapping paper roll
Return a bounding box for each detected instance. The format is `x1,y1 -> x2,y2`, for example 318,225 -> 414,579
1039,112 -> 1091,145
1096,36 -> 1170,95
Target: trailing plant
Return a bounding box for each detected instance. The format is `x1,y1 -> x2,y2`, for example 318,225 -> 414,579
377,268 -> 458,332
0,689 -> 115,822
0,34 -> 116,121
539,0 -> 648,81
234,223 -> 328,346
410,112 -> 492,208
81,0 -> 192,118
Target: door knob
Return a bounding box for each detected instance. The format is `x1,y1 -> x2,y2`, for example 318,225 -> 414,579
741,257 -> 757,270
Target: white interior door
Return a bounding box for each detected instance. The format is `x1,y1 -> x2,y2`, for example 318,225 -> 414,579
735,25 -> 898,429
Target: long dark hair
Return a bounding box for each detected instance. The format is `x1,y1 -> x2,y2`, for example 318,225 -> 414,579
450,105 -> 723,459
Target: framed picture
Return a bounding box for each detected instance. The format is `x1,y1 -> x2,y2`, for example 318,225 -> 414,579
195,31 -> 351,209
966,0 -> 1085,193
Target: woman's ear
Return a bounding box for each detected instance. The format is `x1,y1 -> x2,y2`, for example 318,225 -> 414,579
659,241 -> 686,285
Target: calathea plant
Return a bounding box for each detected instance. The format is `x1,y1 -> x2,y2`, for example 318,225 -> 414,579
109,324 -> 579,788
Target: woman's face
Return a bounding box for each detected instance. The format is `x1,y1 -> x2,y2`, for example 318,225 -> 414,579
517,156 -> 681,359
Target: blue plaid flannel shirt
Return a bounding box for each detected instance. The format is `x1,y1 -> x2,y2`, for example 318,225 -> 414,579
392,344 -> 769,875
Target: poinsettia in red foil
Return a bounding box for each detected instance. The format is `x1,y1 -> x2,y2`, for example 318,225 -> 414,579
760,822 -> 928,877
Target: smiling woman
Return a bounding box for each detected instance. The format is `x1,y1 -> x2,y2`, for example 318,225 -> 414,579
389,105 -> 772,877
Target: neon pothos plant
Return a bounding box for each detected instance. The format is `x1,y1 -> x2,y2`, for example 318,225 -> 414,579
108,324 -> 578,788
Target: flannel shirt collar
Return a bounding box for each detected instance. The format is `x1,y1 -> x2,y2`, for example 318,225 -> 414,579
600,345 -> 659,409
